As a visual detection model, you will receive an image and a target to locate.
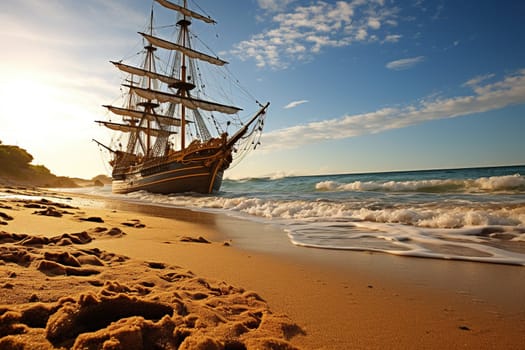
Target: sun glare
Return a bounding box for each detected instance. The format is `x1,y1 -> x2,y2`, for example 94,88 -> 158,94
0,75 -> 87,145
3,76 -> 58,113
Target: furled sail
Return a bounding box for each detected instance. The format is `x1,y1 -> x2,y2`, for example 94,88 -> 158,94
126,85 -> 242,115
103,105 -> 182,127
96,120 -> 175,137
140,33 -> 228,66
154,0 -> 216,24
111,61 -> 182,86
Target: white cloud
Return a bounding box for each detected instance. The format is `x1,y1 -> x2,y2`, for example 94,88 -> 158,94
386,56 -> 425,70
284,100 -> 309,109
355,28 -> 368,41
384,34 -> 402,43
257,0 -> 296,12
368,18 -> 381,29
260,69 -> 525,150
463,73 -> 495,88
232,1 -> 399,69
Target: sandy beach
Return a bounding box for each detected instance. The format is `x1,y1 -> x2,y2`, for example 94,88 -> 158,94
1,186 -> 524,349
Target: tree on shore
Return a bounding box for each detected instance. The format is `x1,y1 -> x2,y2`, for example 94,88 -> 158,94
0,142 -> 34,175
0,140 -> 75,187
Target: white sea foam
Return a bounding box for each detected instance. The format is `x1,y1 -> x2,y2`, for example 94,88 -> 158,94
474,174 -> 525,190
287,221 -> 525,265
120,190 -> 525,230
355,207 -> 525,228
62,167 -> 525,265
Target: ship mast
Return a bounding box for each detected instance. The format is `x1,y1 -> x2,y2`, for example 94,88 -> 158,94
132,7 -> 161,158
145,8 -> 155,156
100,0 -> 243,160
156,0 -> 226,151
179,0 -> 189,150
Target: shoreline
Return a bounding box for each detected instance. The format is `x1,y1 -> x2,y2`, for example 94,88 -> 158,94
92,195 -> 525,311
95,195 -> 525,347
1,187 -> 525,348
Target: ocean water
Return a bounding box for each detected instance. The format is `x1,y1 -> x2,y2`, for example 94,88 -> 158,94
83,165 -> 525,265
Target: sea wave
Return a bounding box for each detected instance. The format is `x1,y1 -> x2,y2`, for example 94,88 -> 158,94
62,171 -> 525,265
123,191 -> 525,229
315,174 -> 525,193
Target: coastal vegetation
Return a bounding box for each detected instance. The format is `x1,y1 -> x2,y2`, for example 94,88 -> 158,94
0,140 -> 109,187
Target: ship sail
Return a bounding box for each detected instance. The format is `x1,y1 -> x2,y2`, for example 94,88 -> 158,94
103,105 -> 182,127
127,85 -> 242,115
97,0 -> 269,195
155,0 -> 216,24
96,121 -> 174,137
111,61 -> 182,86
140,33 -> 228,66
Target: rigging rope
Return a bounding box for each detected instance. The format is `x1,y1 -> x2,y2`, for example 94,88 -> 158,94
189,0 -> 214,23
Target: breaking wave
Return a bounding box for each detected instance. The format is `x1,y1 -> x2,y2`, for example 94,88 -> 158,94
120,191 -> 525,230
315,174 -> 525,193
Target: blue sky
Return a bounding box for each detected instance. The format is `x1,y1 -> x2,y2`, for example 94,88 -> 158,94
1,0 -> 524,179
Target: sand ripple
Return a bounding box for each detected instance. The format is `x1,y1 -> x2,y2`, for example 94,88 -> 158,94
0,230 -> 302,349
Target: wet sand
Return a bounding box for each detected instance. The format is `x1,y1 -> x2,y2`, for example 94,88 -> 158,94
1,186 -> 524,349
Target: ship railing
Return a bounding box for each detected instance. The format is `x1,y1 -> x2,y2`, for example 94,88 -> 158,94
113,137 -> 228,175
165,136 -> 227,162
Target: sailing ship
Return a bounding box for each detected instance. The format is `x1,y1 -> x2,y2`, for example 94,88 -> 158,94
94,0 -> 268,194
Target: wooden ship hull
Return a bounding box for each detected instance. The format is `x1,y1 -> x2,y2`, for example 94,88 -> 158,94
111,159 -> 225,194
111,137 -> 232,194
